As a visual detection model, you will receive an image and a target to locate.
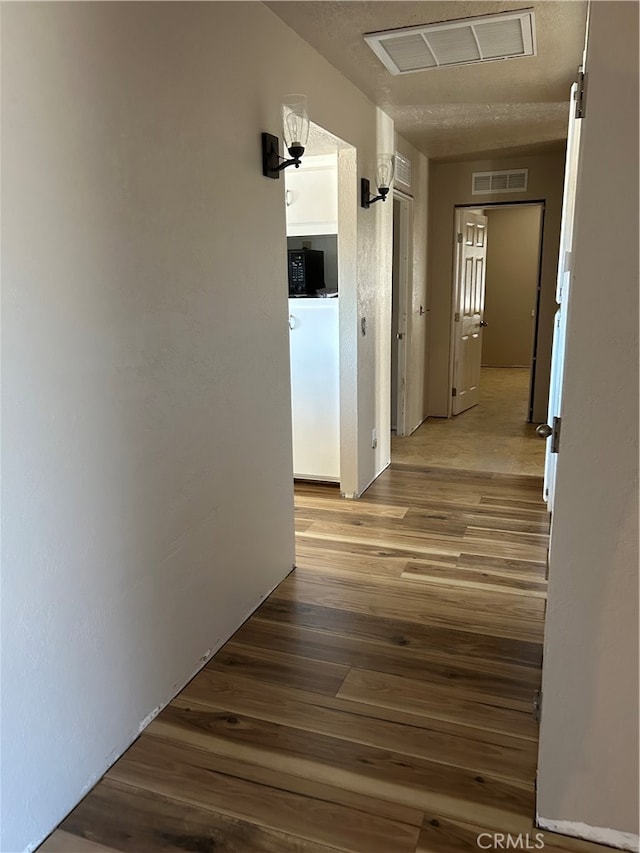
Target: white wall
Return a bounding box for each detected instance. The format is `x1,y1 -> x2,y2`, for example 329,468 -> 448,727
394,134 -> 430,433
0,3 -> 394,850
537,1 -> 639,846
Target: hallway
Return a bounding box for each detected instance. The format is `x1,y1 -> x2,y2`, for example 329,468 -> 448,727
40,466 -> 607,853
393,369 -> 544,476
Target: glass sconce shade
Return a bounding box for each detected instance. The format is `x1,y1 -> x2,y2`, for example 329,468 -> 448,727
261,94 -> 309,178
282,95 -> 310,151
376,154 -> 395,190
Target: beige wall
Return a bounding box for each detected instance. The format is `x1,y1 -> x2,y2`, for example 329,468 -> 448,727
0,3 -> 394,850
537,1 -> 639,844
482,205 -> 543,368
428,150 -> 566,420
394,133 -> 430,431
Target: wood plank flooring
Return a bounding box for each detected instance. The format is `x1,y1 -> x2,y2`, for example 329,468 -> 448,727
40,465 -> 609,853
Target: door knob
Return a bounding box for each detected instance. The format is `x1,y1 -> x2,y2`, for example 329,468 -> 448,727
480,320 -> 488,327
536,424 -> 553,439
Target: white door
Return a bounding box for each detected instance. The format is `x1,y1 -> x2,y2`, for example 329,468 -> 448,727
452,210 -> 488,415
391,193 -> 412,435
542,82 -> 583,509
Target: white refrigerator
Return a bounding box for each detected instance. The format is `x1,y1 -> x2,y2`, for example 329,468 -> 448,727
288,298 -> 340,482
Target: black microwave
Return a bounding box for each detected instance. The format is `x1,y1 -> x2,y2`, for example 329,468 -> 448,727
288,248 -> 325,296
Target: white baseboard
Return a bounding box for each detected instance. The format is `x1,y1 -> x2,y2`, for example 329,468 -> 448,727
537,816 -> 640,851
293,473 -> 340,483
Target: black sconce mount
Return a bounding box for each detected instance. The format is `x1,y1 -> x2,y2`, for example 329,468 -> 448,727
361,177 -> 390,209
262,133 -> 305,180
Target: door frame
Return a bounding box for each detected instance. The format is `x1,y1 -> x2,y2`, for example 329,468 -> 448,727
448,200 -> 546,419
391,188 -> 413,436
284,120 -> 360,498
542,81 -> 582,509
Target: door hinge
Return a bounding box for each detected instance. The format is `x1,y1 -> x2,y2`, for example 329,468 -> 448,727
454,312 -> 460,322
457,232 -> 463,243
575,70 -> 586,118
452,387 -> 457,397
533,689 -> 542,722
551,416 -> 561,454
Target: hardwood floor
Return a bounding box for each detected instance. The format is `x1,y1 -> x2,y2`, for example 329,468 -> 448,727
40,466 -> 608,853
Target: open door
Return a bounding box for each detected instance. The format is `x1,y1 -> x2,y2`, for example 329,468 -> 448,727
540,81 -> 583,509
391,193 -> 412,435
452,209 -> 488,415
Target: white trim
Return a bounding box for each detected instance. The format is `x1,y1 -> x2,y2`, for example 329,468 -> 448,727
293,474 -> 340,484
393,186 -> 414,202
537,817 -> 640,852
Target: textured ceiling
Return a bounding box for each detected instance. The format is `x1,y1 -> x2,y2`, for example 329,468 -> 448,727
307,121 -> 351,155
266,1 -> 588,160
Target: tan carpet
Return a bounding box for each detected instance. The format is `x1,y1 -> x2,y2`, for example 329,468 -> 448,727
392,367 -> 545,476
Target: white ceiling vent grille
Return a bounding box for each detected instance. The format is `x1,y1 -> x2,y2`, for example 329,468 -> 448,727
472,169 -> 529,195
365,9 -> 536,75
395,151 -> 412,188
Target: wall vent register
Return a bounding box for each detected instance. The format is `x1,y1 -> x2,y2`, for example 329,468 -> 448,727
394,152 -> 412,188
365,9 -> 536,75
472,169 -> 529,195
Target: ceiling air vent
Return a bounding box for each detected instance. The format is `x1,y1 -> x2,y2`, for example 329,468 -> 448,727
472,169 -> 529,195
395,152 -> 412,188
365,9 -> 536,75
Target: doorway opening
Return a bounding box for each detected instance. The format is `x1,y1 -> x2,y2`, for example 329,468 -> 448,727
284,122 -> 358,497
450,201 -> 545,423
392,200 -> 546,476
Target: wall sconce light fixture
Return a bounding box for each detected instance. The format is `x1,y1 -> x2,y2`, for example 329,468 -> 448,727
361,154 -> 395,208
262,95 -> 310,179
